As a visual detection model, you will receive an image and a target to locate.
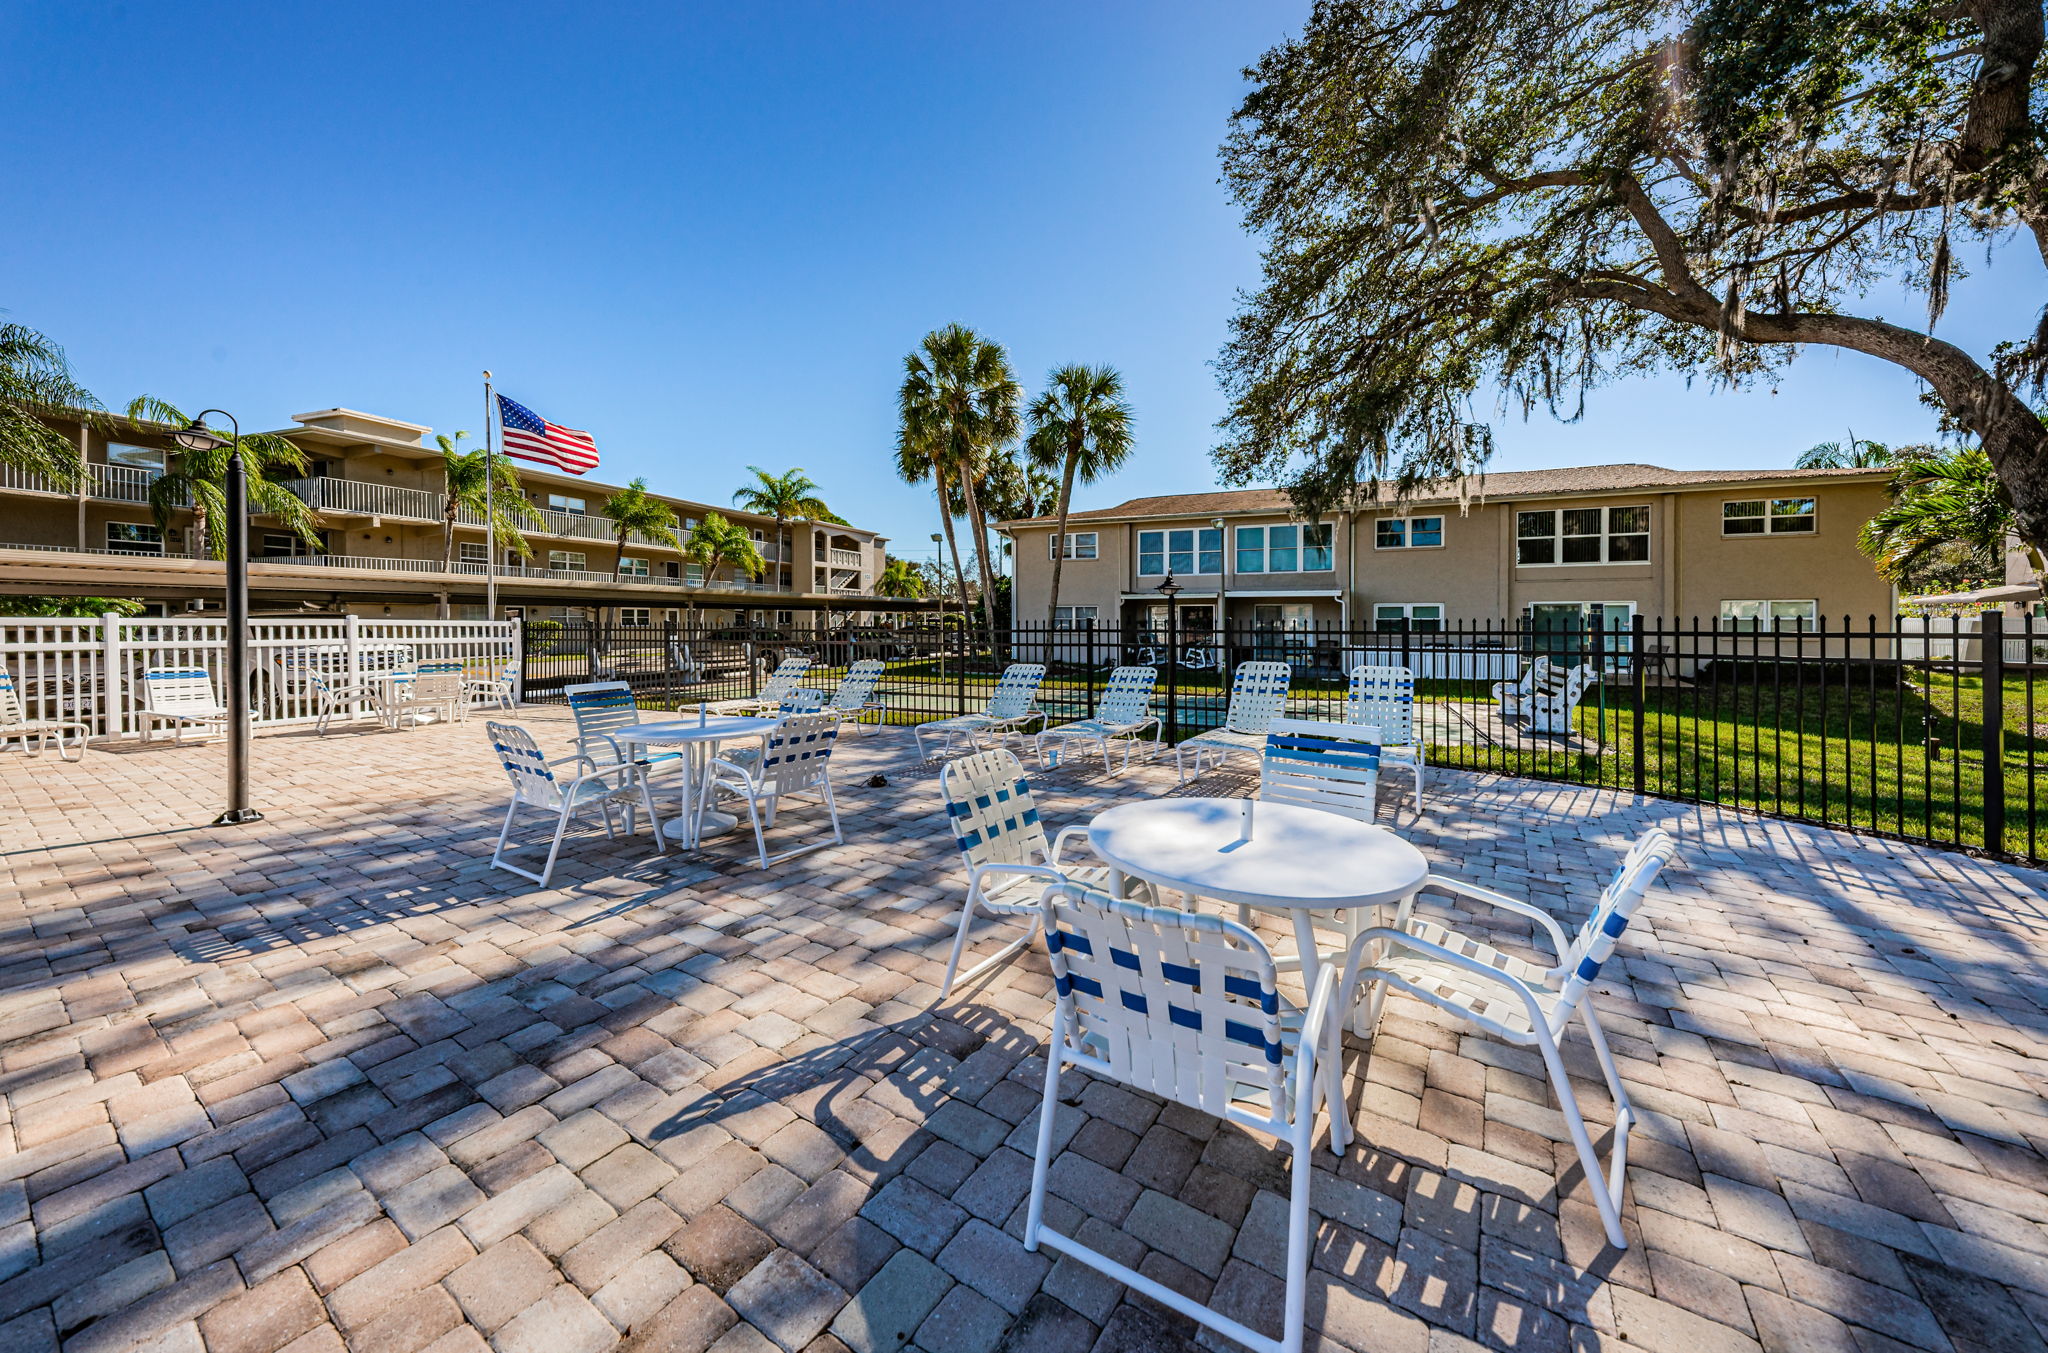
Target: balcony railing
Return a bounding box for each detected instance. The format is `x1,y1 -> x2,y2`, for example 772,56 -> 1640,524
284,477 -> 444,523
828,547 -> 864,569
1,461 -> 166,504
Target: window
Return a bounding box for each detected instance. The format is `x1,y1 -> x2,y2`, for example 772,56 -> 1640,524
1050,531 -> 1099,560
456,605 -> 488,621
106,444 -> 164,471
618,556 -> 649,577
1719,599 -> 1818,631
1723,498 -> 1817,535
548,551 -> 587,572
1234,523 -> 1333,573
1516,505 -> 1651,565
619,607 -> 651,627
776,610 -> 794,626
260,533 -> 310,558
459,542 -> 489,566
544,494 -> 586,515
1137,527 -> 1222,576
107,522 -> 163,554
1375,517 -> 1444,549
1052,605 -> 1098,630
1373,603 -> 1444,632
685,563 -> 705,585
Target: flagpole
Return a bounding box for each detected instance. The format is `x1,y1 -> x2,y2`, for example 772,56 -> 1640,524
483,371 -> 497,618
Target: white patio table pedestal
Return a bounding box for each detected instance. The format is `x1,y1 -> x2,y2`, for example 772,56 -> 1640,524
609,715 -> 779,851
1086,796 -> 1428,1153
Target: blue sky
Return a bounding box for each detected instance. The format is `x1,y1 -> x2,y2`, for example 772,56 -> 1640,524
7,2 -> 2042,565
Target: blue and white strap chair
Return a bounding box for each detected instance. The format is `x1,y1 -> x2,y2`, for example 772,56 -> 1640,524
697,711 -> 843,868
1173,660 -> 1291,782
1259,716 -> 1381,824
464,657 -> 519,710
911,662 -> 1047,759
823,659 -> 888,734
1032,665 -> 1159,774
936,749 -> 1116,996
486,721 -> 657,887
383,660 -> 467,729
302,666 -> 385,736
565,681 -> 684,777
1025,883 -> 1342,1353
1344,665 -> 1425,810
139,667 -> 230,744
1338,828 -> 1678,1248
710,656 -> 814,715
0,666 -> 91,760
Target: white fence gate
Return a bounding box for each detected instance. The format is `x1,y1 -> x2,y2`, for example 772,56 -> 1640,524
0,615 -> 518,740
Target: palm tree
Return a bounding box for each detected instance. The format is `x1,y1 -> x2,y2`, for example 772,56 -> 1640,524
979,449 -> 1062,524
898,324 -> 1019,637
1859,445 -> 2035,587
0,322 -> 101,490
1797,434 -> 1895,470
1026,364 -> 1134,629
732,467 -> 831,594
435,432 -> 542,614
685,511 -> 767,593
126,397 -> 321,559
601,478 -> 683,579
875,556 -> 929,599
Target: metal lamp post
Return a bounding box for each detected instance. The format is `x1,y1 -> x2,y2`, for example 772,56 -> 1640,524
172,410 -> 263,825
1156,572 -> 1182,745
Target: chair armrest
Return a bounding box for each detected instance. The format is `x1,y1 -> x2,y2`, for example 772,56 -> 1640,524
1045,827 -> 1093,867
1415,875 -> 1571,957
967,862 -> 1067,912
560,762 -> 639,793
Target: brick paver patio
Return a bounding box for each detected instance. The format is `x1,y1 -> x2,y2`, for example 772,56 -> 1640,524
3,708 -> 2047,1353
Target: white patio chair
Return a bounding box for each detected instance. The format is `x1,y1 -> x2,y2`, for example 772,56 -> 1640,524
304,668 -> 384,736
912,663 -> 1048,759
1529,663 -> 1597,735
139,668 -> 229,744
709,656 -> 814,715
383,661 -> 467,729
1490,655 -> 1552,720
1259,716 -> 1380,823
1173,660 -> 1291,782
823,659 -> 888,735
1025,882 -> 1342,1353
464,658 -> 519,710
564,681 -> 684,776
1339,828 -> 1678,1248
1346,665 -> 1425,810
936,748 -> 1124,995
485,721 -> 656,886
1032,665 -> 1159,774
0,666 -> 91,760
696,711 -> 844,868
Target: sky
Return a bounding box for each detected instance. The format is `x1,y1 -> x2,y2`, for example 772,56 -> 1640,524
7,1 -> 2044,568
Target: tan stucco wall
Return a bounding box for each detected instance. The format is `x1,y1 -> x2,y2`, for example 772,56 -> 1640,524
1672,481 -> 1894,623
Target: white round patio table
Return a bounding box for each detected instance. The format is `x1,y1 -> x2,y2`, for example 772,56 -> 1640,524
609,715 -> 778,851
1086,796 -> 1429,993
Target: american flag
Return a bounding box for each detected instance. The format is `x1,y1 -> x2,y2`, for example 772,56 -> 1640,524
496,394 -> 599,474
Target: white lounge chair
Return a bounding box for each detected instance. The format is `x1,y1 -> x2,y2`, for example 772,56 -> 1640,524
697,711 -> 844,868
822,659 -> 887,735
464,658 -> 519,711
1346,665 -> 1425,810
936,748 -> 1120,995
485,721 -> 655,887
0,666 -> 91,760
1032,665 -> 1159,774
1173,660 -> 1290,782
140,668 -> 230,744
912,663 -> 1047,759
1340,828 -> 1678,1248
710,656 -> 813,715
1025,882 -> 1341,1353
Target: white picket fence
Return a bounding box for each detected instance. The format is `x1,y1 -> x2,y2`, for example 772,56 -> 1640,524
0,616 -> 518,740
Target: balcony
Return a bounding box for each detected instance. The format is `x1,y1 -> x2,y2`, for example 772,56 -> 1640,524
284,476 -> 444,523
828,547 -> 864,569
0,461 -> 168,505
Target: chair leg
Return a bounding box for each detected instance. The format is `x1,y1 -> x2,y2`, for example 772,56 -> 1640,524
1536,1023 -> 1629,1248
1023,1008 -> 1067,1254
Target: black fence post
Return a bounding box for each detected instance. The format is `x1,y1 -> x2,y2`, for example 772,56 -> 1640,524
1164,617 -> 1180,746
1085,623 -> 1098,717
955,624 -> 968,717
1983,609 -> 2006,858
1631,614 -> 1647,796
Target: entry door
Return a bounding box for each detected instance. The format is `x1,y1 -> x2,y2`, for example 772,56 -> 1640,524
1527,603 -> 1633,667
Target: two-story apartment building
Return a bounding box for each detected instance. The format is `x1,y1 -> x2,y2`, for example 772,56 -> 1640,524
0,407 -> 896,624
1000,463 -> 1898,642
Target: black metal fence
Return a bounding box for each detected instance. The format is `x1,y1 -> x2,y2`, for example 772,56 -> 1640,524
521,614 -> 2048,865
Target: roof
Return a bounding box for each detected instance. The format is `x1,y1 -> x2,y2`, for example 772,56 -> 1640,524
1903,582 -> 2042,606
998,462 -> 1888,527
